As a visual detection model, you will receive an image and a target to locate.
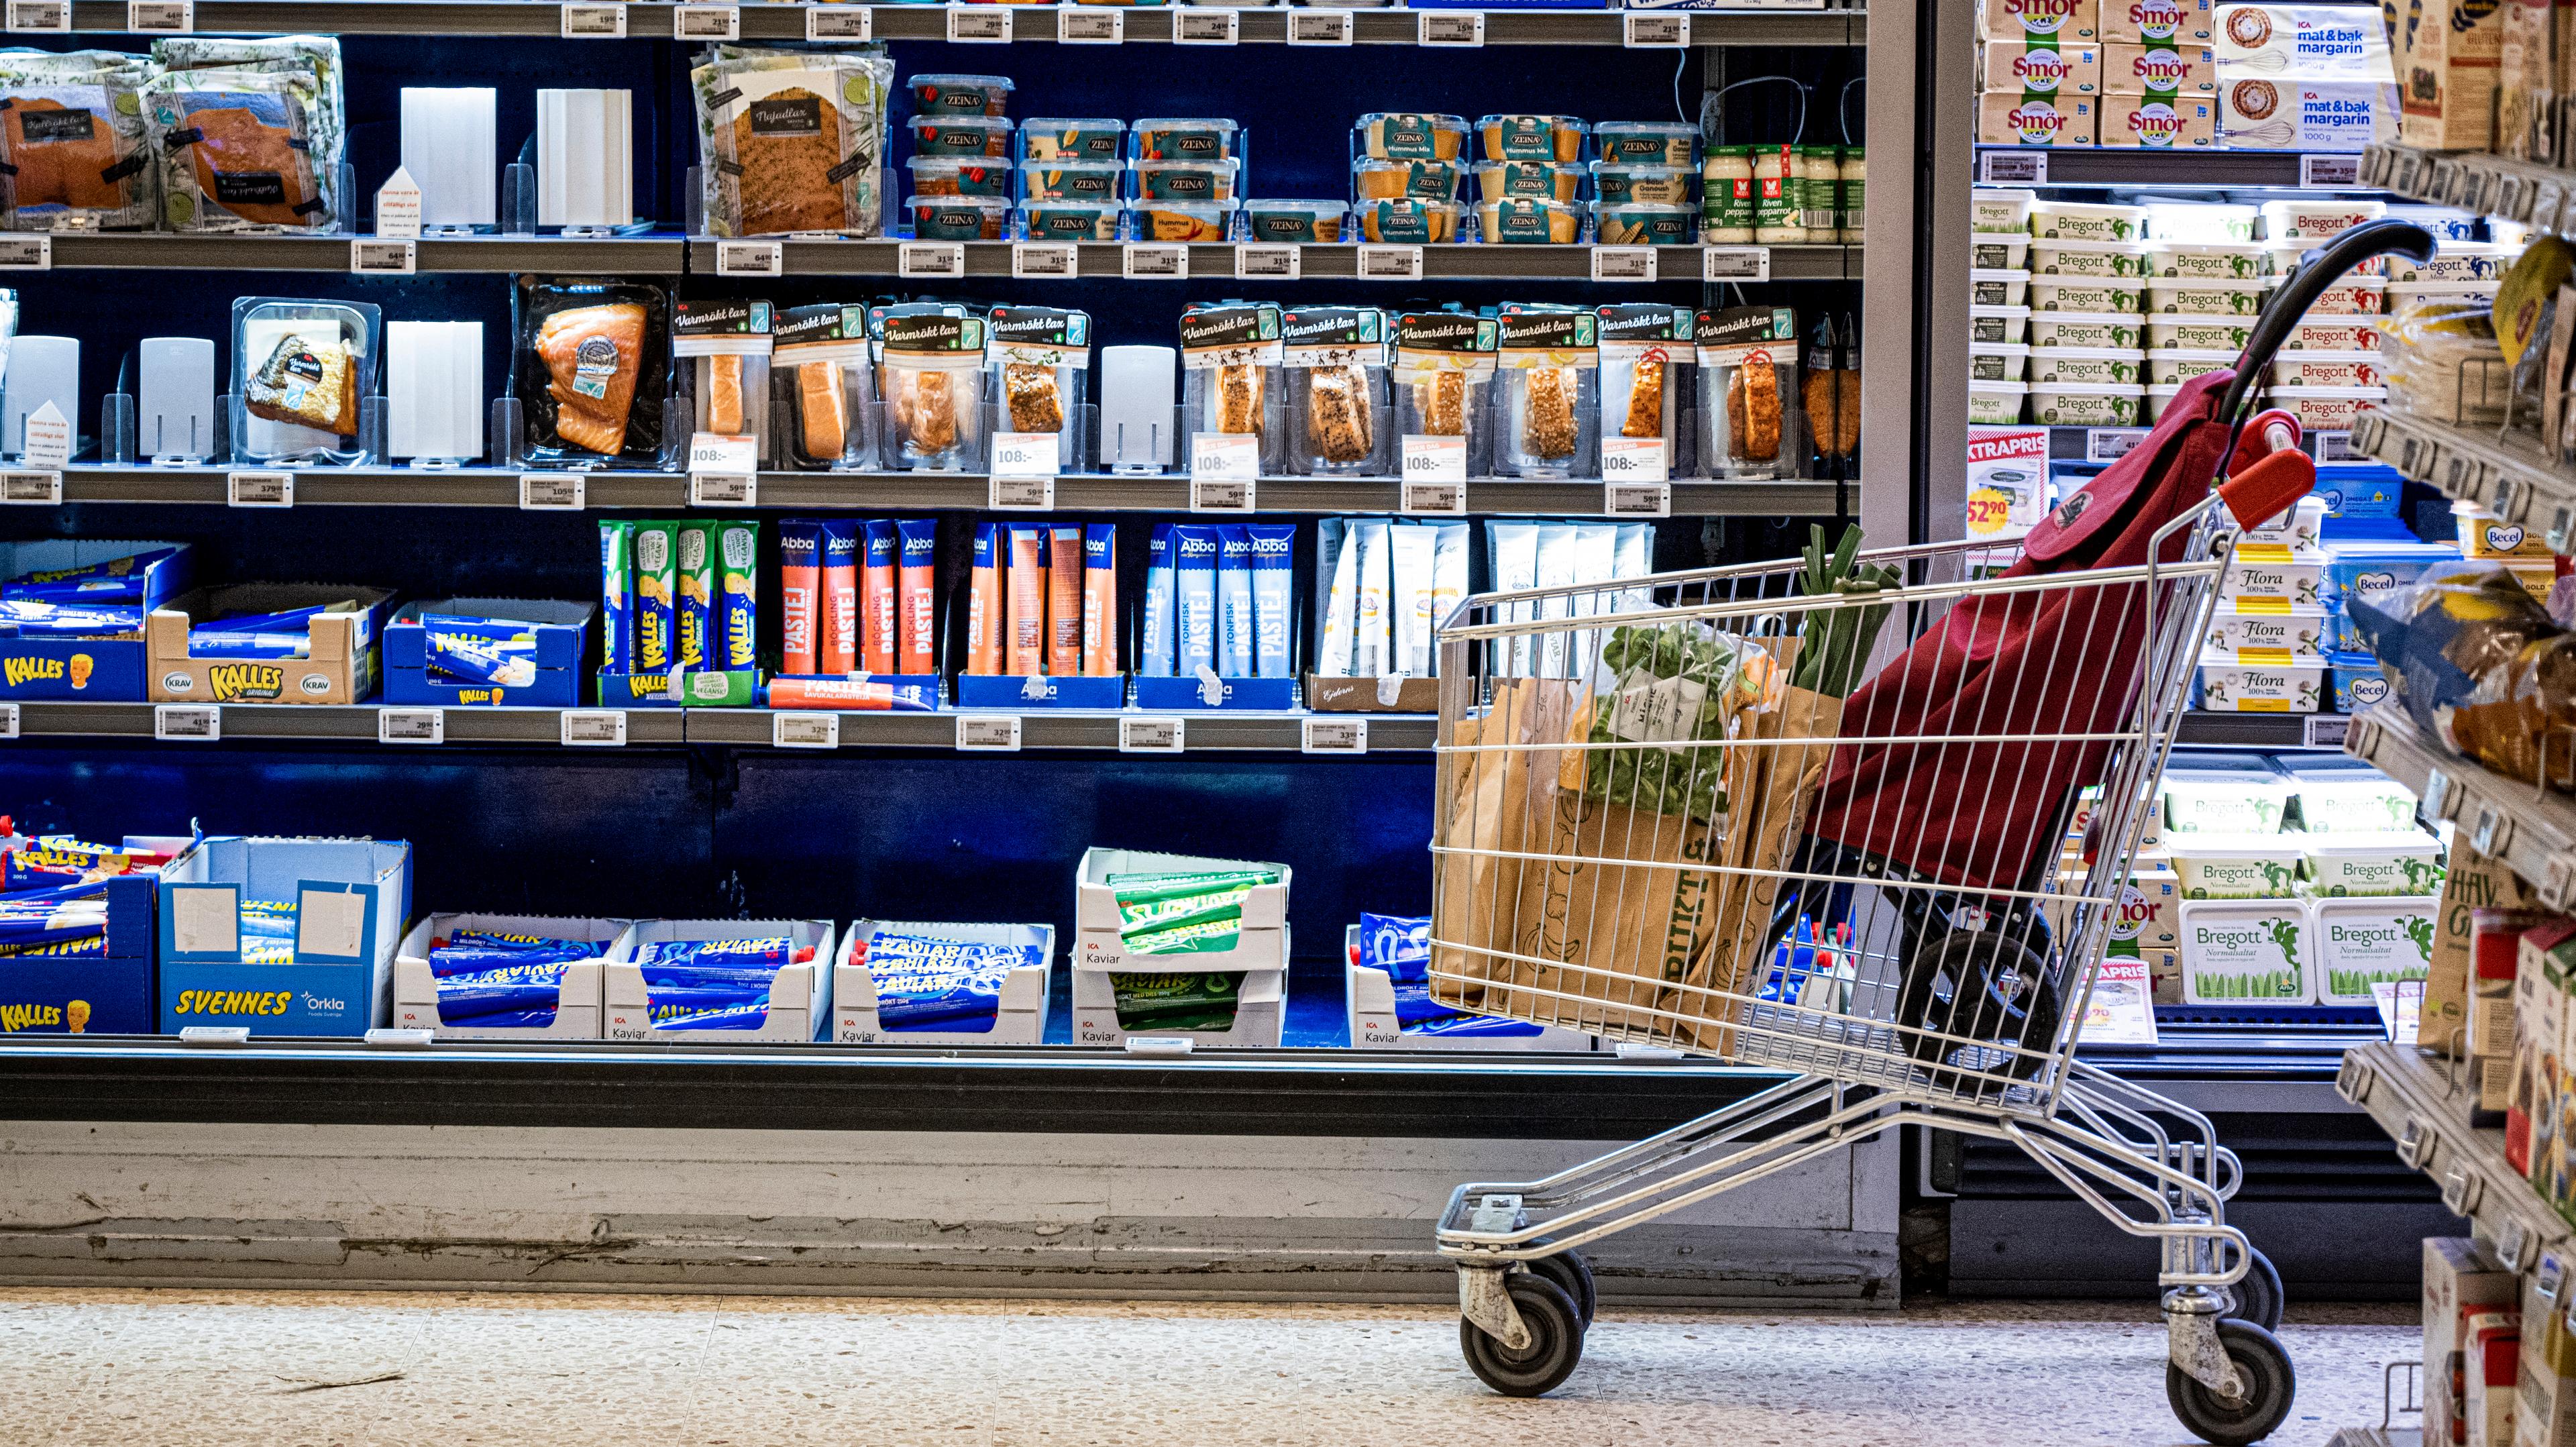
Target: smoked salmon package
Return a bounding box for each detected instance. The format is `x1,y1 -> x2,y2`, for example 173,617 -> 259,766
0,50 -> 156,233
229,297 -> 378,466
985,306 -> 1090,473
674,297 -> 773,463
146,35 -> 344,233
690,45 -> 893,239
773,302 -> 875,470
511,276 -> 674,469
869,301 -> 985,471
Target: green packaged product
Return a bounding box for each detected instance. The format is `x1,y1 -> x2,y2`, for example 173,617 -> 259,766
1108,867 -> 1283,954
1110,971 -> 1242,1032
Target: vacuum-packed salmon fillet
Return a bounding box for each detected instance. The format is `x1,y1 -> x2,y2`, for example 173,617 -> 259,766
179,100 -> 319,227
539,303 -> 645,454
5,98 -> 125,209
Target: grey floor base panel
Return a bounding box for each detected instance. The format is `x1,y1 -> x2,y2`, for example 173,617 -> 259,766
1945,1197 -> 2461,1301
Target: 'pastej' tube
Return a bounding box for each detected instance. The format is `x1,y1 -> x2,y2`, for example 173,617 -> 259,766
898,519 -> 936,675
820,519 -> 859,674
1047,524 -> 1083,678
1082,524 -> 1116,678
1008,525 -> 1046,676
780,520 -> 821,676
968,521 -> 1002,676
862,519 -> 897,674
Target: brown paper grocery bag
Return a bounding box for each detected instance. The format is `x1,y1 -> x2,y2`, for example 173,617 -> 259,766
1430,677 -> 1580,1013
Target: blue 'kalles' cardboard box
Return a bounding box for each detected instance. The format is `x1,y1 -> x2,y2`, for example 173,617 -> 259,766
148,584 -> 398,706
384,598 -> 595,708
0,539 -> 195,701
0,859 -> 158,1035
156,836 -> 411,1035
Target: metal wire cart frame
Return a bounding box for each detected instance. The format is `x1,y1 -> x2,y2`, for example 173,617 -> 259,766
1419,220 -> 2439,1447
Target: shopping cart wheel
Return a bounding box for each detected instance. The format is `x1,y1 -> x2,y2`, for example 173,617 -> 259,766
2220,1248 -> 2284,1335
1523,1244 -> 1597,1326
2164,1319 -> 2296,1447
1459,1274 -> 1585,1398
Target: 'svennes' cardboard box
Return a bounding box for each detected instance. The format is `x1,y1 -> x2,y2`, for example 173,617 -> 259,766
2427,839 -> 2540,1054
2402,0 -> 2504,150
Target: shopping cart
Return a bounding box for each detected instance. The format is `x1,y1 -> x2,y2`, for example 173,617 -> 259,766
1425,219 -> 2435,1447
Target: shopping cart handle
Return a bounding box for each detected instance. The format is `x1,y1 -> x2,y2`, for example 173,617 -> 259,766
2217,220 -> 2436,424
2217,445 -> 2317,530
2225,409 -> 2301,477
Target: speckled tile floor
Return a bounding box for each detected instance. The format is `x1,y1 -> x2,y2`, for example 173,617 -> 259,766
0,1289 -> 2417,1446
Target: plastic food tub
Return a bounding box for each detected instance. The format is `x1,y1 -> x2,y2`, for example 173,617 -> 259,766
2222,548 -> 2326,605
1971,304 -> 2033,343
1354,111 -> 1469,162
2261,242 -> 2382,278
2147,347 -> 2235,384
2259,198 -> 2386,241
2029,311 -> 2144,348
2143,242 -> 2265,279
2028,346 -> 2145,385
2454,503 -> 2555,558
2306,275 -> 2390,314
1591,163 -> 1698,205
2385,243 -> 2512,283
906,195 -> 1010,239
1018,161 -> 1126,203
1974,268 -> 2034,307
1594,202 -> 1695,245
2029,199 -> 2147,241
1133,117 -> 1239,161
2382,204 -> 2480,240
1479,113 -> 1586,164
2241,495 -> 2328,551
1475,198 -> 1581,243
2145,315 -> 2253,350
2276,318 -> 2381,352
1971,341 -> 2032,382
2146,277 -> 2274,315
2192,652 -> 2326,714
2031,237 -> 2149,277
1359,198 -> 1463,243
1971,235 -> 2033,270
2268,352 -> 2380,388
1019,117 -> 1126,162
1136,201 -> 1234,242
908,158 -> 1014,198
1239,199 -> 1346,243
2266,384 -> 2381,430
1472,161 -> 1580,205
1592,121 -> 1697,166
2203,601 -> 2328,657
2326,649 -> 2390,713
1972,186 -> 2037,233
2029,382 -> 2145,424
2300,831 -> 2446,896
910,73 -> 1014,117
1021,200 -> 1125,241
2141,200 -> 2258,241
2166,762 -> 2296,833
1136,158 -> 1240,202
1354,158 -> 1462,203
1969,379 -> 2029,423
909,116 -> 1012,158
2030,276 -> 2144,312
2167,833 -> 2302,897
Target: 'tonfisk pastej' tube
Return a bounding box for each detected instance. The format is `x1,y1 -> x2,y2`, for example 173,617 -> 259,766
537,302 -> 647,455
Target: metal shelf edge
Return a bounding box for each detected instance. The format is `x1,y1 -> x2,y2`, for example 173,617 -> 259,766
2344,704 -> 2576,908
2347,1038 -> 2571,1261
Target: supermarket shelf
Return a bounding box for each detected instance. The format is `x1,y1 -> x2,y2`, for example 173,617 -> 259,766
0,1037 -> 1801,1140
2341,1037 -> 2571,1270
2362,140 -> 2576,233
28,231 -> 686,273
2345,704 -> 2576,909
44,464 -> 1844,516
2351,407 -> 2571,547
693,238 -> 1862,281
33,0 -> 1865,43
2174,710 -> 2347,749
1976,146 -> 2369,190
4,700 -> 1437,751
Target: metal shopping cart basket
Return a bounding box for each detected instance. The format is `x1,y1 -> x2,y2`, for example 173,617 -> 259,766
1425,220 -> 2436,1447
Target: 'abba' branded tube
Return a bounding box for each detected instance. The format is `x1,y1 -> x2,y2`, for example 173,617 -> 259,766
1246,523 -> 1295,679
968,522 -> 1002,675
1172,524 -> 1219,678
1083,523 -> 1117,677
1389,522 -> 1434,679
1008,525 -> 1047,676
1348,519 -> 1391,678
677,522 -> 716,669
862,519 -> 898,674
778,521 -> 822,676
1216,525 -> 1254,678
718,520 -> 758,671
1318,517 -> 1358,676
1140,523 -> 1177,678
820,520 -> 860,674
1488,521 -> 1537,677
1532,522 -> 1575,678
1047,524 -> 1084,676
633,522 -> 678,672
898,519 -> 936,674
1429,522 -> 1468,663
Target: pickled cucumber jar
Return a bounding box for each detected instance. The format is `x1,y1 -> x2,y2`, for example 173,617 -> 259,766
1701,147 -> 1754,243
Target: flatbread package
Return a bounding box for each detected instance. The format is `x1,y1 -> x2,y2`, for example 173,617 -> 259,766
0,50 -> 155,231
692,47 -> 892,239
147,36 -> 344,233
513,276 -> 673,468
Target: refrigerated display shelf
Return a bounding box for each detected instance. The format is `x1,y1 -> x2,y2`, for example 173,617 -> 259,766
17,1 -> 1866,43
2362,141 -> 2576,235
42,465 -> 1844,515
2340,1038 -> 2571,1272
4,701 -> 1439,751
23,232 -> 686,272
1976,147 -> 2367,190
0,1036 -> 1801,1140
692,239 -> 1862,281
2175,711 -> 2349,749
2351,407 -> 2569,547
2345,704 -> 2576,910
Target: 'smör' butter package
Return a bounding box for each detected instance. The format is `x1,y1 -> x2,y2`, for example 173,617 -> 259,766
1979,90 -> 2102,144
